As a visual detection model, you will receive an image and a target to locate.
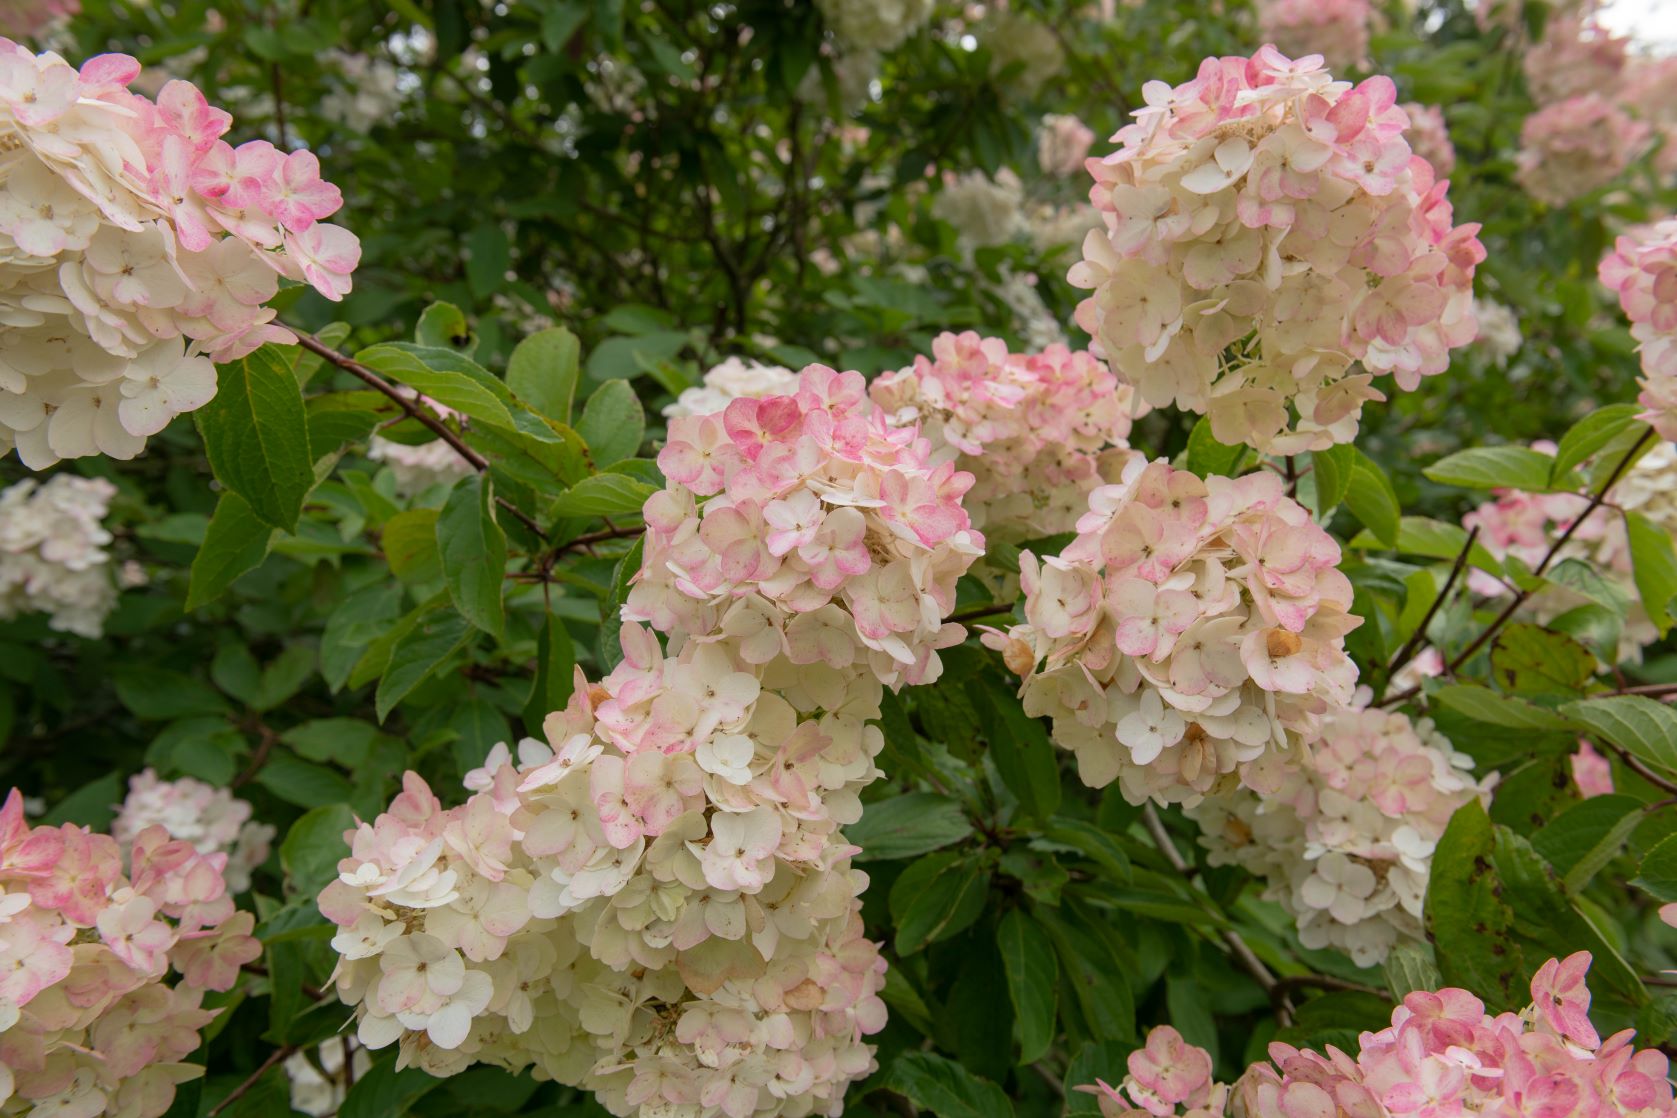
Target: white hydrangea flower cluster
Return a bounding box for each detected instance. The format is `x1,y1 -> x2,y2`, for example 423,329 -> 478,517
1072,46 -> 1484,454
112,769 -> 276,895
661,357 -> 799,421
0,472 -> 124,637
319,51 -> 409,133
990,455 -> 1360,806
812,0 -> 935,51
321,365 -> 985,1118
931,168 -> 1025,250
1188,700 -> 1491,966
1472,298 -> 1522,364
366,392 -> 475,497
0,41 -> 359,468
870,330 -> 1142,544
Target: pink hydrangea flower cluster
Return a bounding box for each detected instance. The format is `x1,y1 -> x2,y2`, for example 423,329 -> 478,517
1072,47 -> 1484,454
112,769 -> 276,895
1515,95 -> 1648,207
869,331 -> 1141,545
637,364 -> 985,689
1189,700 -> 1491,966
1522,16 -> 1629,106
1599,219 -> 1677,441
321,365 -> 983,1118
0,42 -> 361,468
1039,113 -> 1098,177
1402,103 -> 1454,178
1621,57 -> 1677,178
0,472 -> 127,638
1081,1025 -> 1228,1118
0,0 -> 78,39
1254,0 -> 1371,71
0,788 -> 261,1117
367,392 -> 476,497
989,455 -> 1360,806
1237,952 -> 1677,1118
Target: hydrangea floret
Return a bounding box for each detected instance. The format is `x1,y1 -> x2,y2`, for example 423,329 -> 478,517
0,788 -> 261,1117
1254,0 -> 1371,71
0,40 -> 360,467
1188,698 -> 1491,966
990,454 -> 1360,806
1072,46 -> 1484,453
1515,95 -> 1647,207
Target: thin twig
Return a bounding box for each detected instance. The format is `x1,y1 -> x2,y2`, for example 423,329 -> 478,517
291,331 -> 545,539
209,1044 -> 298,1117
950,602 -> 1015,626
1601,740 -> 1677,798
1270,973 -> 1389,1000
1382,526 -> 1480,697
1384,431 -> 1654,707
1606,682 -> 1677,699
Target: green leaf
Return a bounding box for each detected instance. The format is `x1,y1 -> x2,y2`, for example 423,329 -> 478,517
1041,818 -> 1131,883
577,380 -> 645,467
415,301 -> 475,352
968,683 -> 1061,822
383,508 -> 443,584
1427,800 -> 1523,1010
376,611 -> 474,721
356,344 -> 514,429
1184,417 -> 1245,479
1635,833 -> 1677,902
1424,445 -> 1555,491
1435,684 -> 1574,730
542,1 -> 589,49
881,1052 -> 1015,1118
1383,942 -> 1443,998
437,476 -> 507,639
1488,623 -> 1595,698
280,804 -> 354,895
257,753 -> 354,809
1552,406 -> 1644,482
1561,696 -> 1677,777
40,772 -> 122,829
889,851 -> 990,955
1310,444 -> 1355,518
1532,794 -> 1644,892
846,793 -> 973,862
1345,453 -> 1401,547
523,611 -> 578,731
1039,909 -> 1136,1042
507,327 -> 582,424
187,490 -> 278,611
196,345 -> 314,531
114,666 -> 227,720
1628,510 -> 1677,635
1349,516 -> 1503,575
253,644 -> 316,712
584,330 -> 689,382
339,1054 -> 443,1118
466,222 -> 510,298
551,473 -> 656,518
997,910 -> 1057,1064
281,719 -> 378,767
